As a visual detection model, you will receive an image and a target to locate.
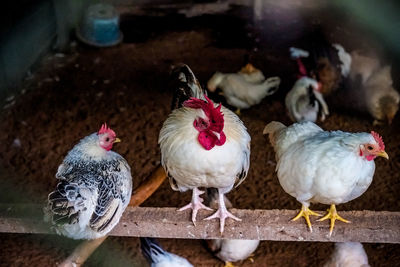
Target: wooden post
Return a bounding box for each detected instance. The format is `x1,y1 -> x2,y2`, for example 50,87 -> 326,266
1,206 -> 400,243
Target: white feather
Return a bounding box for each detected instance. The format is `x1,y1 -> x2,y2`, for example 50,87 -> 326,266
333,44 -> 352,77
290,47 -> 309,59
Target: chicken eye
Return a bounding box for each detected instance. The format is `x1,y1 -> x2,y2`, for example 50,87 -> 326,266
106,137 -> 110,142
367,145 -> 373,150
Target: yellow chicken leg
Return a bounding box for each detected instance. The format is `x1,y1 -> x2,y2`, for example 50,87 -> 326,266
292,205 -> 321,232
235,108 -> 241,115
318,204 -> 350,236
224,261 -> 236,267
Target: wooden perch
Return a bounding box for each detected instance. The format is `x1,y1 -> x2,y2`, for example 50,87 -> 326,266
58,165 -> 167,267
1,205 -> 399,244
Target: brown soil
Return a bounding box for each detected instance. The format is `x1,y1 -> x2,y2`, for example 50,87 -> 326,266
0,5 -> 399,267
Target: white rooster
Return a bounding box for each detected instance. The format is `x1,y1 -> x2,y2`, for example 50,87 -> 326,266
263,121 -> 388,235
285,76 -> 329,122
159,64 -> 251,233
207,64 -> 280,114
44,123 -> 132,239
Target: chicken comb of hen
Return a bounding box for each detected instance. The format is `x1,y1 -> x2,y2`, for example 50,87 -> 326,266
183,96 -> 224,133
371,131 -> 385,150
98,123 -> 116,138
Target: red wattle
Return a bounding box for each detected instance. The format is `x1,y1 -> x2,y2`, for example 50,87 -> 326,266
366,155 -> 376,161
198,131 -> 217,150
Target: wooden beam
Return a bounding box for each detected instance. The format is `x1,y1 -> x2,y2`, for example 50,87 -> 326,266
1,204 -> 399,243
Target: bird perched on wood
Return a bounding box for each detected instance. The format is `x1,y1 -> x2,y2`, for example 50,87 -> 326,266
285,76 -> 329,123
324,242 -> 370,267
263,121 -> 388,236
205,188 -> 259,267
140,237 -> 193,267
207,64 -> 280,114
44,123 -> 132,239
348,50 -> 399,125
159,64 -> 251,233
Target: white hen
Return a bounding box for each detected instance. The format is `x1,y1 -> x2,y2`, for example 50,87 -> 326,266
285,76 -> 329,122
324,242 -> 370,267
159,64 -> 251,233
207,64 -> 280,113
263,121 -> 388,235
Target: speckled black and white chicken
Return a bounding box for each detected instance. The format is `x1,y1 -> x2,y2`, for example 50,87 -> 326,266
205,188 -> 259,267
207,63 -> 280,114
140,237 -> 193,267
285,76 -> 329,123
44,124 -> 132,239
159,64 -> 250,233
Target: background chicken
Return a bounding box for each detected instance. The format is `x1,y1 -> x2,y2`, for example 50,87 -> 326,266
44,124 -> 132,239
263,121 -> 388,235
140,237 -> 193,267
324,242 -> 370,267
159,64 -> 251,233
207,64 -> 280,114
290,29 -> 349,96
348,50 -> 399,125
205,188 -> 259,267
238,63 -> 266,83
285,76 -> 329,123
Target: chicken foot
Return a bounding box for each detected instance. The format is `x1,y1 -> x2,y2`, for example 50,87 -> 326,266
178,187 -> 213,225
292,204 -> 321,232
318,204 -> 350,236
204,189 -> 241,233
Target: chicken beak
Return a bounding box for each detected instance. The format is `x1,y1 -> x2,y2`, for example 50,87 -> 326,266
113,138 -> 121,143
377,151 -> 389,159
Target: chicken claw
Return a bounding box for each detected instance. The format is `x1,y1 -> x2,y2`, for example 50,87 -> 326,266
204,190 -> 241,233
318,204 -> 350,236
178,187 -> 213,225
291,204 -> 321,232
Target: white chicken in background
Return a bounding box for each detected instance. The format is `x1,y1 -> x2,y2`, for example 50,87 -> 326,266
159,64 -> 251,233
285,76 -> 329,123
205,188 -> 259,267
263,121 -> 388,236
324,242 -> 370,267
44,123 -> 132,239
238,63 -> 266,83
207,64 -> 280,114
348,50 -> 399,125
140,237 -> 194,267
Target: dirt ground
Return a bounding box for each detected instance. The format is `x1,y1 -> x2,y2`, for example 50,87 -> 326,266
0,3 -> 399,267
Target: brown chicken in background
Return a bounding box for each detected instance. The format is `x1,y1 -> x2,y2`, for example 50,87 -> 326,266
348,50 -> 399,125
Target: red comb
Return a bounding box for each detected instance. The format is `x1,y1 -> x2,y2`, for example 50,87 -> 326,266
371,131 -> 385,150
98,123 -> 116,137
183,96 -> 224,132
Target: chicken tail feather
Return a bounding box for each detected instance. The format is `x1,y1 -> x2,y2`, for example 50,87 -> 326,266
263,121 -> 286,147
